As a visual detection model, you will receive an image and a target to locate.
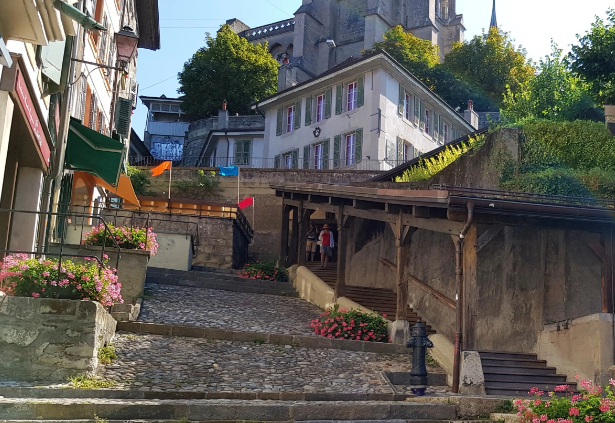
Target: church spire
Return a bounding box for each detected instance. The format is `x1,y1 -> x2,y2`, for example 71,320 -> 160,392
490,0 -> 498,29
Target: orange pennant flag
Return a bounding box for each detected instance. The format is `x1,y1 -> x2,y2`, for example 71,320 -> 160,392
151,161 -> 171,177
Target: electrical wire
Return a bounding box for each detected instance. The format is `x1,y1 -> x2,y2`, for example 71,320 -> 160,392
140,75 -> 178,92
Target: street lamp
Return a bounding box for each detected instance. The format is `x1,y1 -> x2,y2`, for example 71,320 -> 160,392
72,26 -> 139,72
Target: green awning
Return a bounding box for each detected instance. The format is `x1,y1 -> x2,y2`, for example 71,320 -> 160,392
65,118 -> 126,187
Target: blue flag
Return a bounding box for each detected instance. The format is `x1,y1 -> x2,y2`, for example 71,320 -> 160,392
218,166 -> 239,176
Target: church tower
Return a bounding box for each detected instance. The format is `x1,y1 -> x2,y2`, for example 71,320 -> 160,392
490,0 -> 498,29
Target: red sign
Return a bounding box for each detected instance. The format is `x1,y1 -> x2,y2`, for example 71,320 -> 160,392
15,69 -> 51,167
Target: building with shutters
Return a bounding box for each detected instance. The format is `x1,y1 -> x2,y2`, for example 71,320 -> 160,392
252,52 -> 474,171
0,0 -> 159,254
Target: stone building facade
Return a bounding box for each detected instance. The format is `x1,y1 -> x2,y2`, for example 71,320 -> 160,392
231,0 -> 464,88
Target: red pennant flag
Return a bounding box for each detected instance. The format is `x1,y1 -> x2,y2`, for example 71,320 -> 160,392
151,161 -> 171,177
238,197 -> 254,210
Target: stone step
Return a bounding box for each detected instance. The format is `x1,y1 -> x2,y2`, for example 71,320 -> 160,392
480,358 -> 547,368
1,420 -> 454,423
146,279 -> 299,297
0,398 -> 458,421
482,365 -> 557,376
484,381 -> 578,393
147,269 -> 291,288
478,351 -> 538,361
483,372 -> 568,383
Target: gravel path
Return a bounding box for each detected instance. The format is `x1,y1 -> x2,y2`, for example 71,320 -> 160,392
99,334 -> 419,393
138,284 -> 322,336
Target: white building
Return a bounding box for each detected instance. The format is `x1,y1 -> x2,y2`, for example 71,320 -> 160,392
138,95 -> 190,162
253,52 -> 475,171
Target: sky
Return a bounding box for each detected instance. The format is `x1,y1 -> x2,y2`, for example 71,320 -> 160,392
131,0 -> 613,138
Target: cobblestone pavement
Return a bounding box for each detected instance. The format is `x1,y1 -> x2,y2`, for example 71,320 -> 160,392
138,284 -> 322,336
99,333 -> 432,393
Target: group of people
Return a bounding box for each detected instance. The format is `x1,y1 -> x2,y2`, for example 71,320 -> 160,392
306,223 -> 335,269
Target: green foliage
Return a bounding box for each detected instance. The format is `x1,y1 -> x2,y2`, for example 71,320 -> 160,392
445,27 -> 536,105
503,43 -> 603,122
240,260 -> 289,282
395,135 -> 485,182
569,9 -> 615,106
97,344 -> 117,365
310,304 -> 389,343
126,165 -> 151,196
178,25 -> 279,120
370,26 -> 440,67
494,400 -> 515,414
501,167 -> 593,197
68,374 -> 116,389
173,170 -> 221,199
253,337 -> 265,344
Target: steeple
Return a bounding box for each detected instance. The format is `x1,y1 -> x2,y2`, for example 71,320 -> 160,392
490,0 -> 498,29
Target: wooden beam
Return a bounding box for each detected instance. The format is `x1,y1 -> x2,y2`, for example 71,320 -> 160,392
280,205 -> 291,266
447,209 -> 467,222
284,198 -> 300,208
336,205 -> 347,298
396,211 -> 409,321
413,206 -> 431,219
303,201 -> 338,214
602,232 -> 613,313
463,226 -> 478,351
402,214 -> 465,235
402,226 -> 417,246
588,239 -> 606,263
476,225 -> 504,253
297,202 -> 309,267
345,207 -> 397,223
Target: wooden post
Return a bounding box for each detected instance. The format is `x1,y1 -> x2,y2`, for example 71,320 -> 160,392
462,225 -> 478,351
289,206 -> 300,265
396,211 -> 408,321
602,231 -> 614,313
280,204 -> 290,267
297,202 -> 309,267
335,205 -> 347,298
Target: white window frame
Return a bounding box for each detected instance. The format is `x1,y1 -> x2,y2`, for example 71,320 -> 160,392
347,81 -> 358,111
443,123 -> 449,143
314,143 -> 324,169
404,92 -> 411,121
403,142 -> 413,163
286,105 -> 295,133
345,133 -> 356,166
316,94 -> 326,122
285,153 -> 293,169
414,97 -> 421,126
425,109 -> 430,135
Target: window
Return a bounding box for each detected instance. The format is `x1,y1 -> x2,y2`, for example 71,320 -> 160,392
443,123 -> 449,143
314,143 -> 324,169
235,140 -> 251,166
345,133 -> 356,166
403,143 -> 415,162
285,153 -> 293,169
347,81 -> 358,111
425,109 -> 430,135
414,97 -> 420,125
404,93 -> 411,121
151,103 -> 161,112
316,94 -> 325,122
287,105 -> 295,132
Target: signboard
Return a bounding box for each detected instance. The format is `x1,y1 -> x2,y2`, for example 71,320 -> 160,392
16,69 -> 51,166
150,135 -> 184,161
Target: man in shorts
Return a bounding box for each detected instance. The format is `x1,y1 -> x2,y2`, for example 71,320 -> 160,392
306,224 -> 318,262
319,224 -> 335,269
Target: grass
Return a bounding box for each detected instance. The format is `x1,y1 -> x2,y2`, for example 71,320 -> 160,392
94,415 -> 108,423
68,374 -> 117,389
494,399 -> 514,414
97,344 -> 117,365
425,353 -> 438,367
138,289 -> 156,300
253,337 -> 266,345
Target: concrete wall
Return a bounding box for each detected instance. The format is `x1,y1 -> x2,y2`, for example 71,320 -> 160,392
0,297 -> 116,382
148,233 -> 193,271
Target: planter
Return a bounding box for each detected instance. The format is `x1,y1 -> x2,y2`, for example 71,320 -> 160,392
606,105 -> 615,135
0,296 -> 116,382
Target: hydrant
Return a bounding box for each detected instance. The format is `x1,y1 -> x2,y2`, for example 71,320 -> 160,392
406,319 -> 434,396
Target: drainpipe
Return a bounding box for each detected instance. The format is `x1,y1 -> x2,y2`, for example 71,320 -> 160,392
452,200 -> 474,394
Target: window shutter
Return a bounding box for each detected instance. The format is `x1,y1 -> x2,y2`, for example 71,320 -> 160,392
276,108 -> 283,135
303,144 -> 310,169
292,148 -> 299,169
357,76 -> 364,107
434,113 -> 440,141
274,155 -> 281,169
419,101 -> 426,130
40,39 -> 67,86
234,141 -> 241,165
414,97 -> 420,125
397,136 -> 404,163
333,135 -> 341,168
294,100 -> 301,130
439,118 -> 445,144
322,138 -> 330,169
89,92 -> 97,129
354,128 -> 363,163
398,83 -> 405,116
78,75 -> 87,121
115,97 -> 132,137
335,85 -> 343,115
324,87 -> 332,119
305,96 -> 312,126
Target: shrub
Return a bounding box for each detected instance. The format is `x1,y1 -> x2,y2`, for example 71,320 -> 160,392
310,305 -> 390,343
514,378 -> 615,423
98,344 -> 117,364
82,224 -> 159,256
240,261 -> 288,282
0,254 -> 122,306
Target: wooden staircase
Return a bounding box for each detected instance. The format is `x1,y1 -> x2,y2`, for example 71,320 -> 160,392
480,351 -> 577,396
305,262 -> 435,334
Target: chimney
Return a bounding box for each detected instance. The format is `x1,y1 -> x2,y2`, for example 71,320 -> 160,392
218,100 -> 229,129
463,100 -> 479,130
606,105 -> 615,135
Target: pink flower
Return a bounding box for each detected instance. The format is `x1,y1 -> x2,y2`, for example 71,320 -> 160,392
585,417 -> 593,422
540,415 -> 548,422
534,399 -> 542,406
31,292 -> 40,297
600,405 -> 609,412
569,407 -> 580,416
554,385 -> 570,392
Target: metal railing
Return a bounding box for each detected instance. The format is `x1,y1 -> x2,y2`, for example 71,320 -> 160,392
129,156 -> 407,171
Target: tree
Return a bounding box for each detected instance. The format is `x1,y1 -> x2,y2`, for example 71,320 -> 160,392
444,27 -> 535,105
178,25 -> 279,120
569,9 -> 615,106
502,43 -> 603,122
366,27 -> 498,111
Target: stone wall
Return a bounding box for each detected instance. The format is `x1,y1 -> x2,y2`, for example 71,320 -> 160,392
0,297 -> 116,382
137,168 -> 382,261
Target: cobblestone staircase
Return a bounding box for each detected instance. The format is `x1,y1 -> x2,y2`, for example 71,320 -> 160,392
480,351 -> 577,396
305,262 -> 435,334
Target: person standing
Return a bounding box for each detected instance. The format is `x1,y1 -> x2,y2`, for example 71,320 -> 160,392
319,224 -> 335,269
306,224 -> 318,262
